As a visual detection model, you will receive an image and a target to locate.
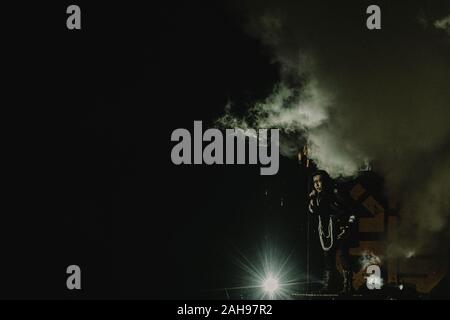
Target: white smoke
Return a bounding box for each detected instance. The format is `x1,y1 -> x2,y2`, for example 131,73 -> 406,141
217,75 -> 367,177
359,251 -> 382,270
435,15 -> 450,35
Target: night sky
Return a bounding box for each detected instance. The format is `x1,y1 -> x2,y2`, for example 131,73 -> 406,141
3,1 -> 450,299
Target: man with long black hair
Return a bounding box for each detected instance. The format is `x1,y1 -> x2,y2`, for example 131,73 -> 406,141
308,170 -> 356,294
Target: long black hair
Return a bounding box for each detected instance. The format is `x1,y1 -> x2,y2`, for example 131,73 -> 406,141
309,170 -> 333,194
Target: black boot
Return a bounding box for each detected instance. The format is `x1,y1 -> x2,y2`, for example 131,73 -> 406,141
319,270 -> 332,294
340,270 -> 353,295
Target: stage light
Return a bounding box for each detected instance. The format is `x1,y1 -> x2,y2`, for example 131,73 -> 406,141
262,274 -> 279,295
230,240 -> 304,300
210,240 -> 306,300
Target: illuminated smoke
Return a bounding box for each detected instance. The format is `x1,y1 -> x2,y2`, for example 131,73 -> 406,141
359,251 -> 382,270
435,15 -> 450,35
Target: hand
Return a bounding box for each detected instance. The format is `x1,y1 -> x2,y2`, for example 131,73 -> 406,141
348,215 -> 356,224
337,226 -> 348,240
308,198 -> 316,213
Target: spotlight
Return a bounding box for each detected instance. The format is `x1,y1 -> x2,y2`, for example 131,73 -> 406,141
232,241 -> 303,299
263,275 -> 279,295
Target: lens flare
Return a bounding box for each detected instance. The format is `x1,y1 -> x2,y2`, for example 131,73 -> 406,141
233,240 -> 305,299
262,274 -> 279,296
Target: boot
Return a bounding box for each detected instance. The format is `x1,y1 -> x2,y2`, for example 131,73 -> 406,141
340,270 -> 354,295
319,270 -> 332,294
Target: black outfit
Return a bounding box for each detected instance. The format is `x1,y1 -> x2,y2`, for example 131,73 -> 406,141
309,188 -> 355,293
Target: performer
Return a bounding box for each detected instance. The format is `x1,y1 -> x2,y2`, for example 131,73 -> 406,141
308,170 -> 356,294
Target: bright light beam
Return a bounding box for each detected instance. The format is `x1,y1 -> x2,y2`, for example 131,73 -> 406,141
231,240 -> 305,300
262,274 -> 279,297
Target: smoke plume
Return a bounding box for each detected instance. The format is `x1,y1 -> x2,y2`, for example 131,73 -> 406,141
435,14 -> 450,35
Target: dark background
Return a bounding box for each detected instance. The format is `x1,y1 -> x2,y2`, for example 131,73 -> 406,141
3,1 -> 449,299
3,1 -> 311,299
